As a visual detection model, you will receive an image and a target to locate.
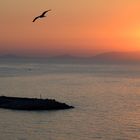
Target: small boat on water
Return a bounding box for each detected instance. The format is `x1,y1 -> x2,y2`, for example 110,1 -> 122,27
0,96 -> 74,111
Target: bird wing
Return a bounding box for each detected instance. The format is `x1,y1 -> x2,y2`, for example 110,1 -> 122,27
33,16 -> 39,22
41,9 -> 51,16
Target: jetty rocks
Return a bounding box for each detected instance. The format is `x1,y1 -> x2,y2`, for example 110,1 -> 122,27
0,96 -> 74,111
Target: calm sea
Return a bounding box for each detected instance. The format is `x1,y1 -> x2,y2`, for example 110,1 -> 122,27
0,59 -> 140,140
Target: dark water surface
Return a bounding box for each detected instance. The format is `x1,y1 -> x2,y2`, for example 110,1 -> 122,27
0,59 -> 140,140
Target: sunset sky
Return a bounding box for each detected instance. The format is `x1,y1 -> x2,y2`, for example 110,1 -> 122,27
1,0 -> 140,57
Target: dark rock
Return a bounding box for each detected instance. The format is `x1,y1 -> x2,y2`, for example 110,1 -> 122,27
0,96 -> 74,111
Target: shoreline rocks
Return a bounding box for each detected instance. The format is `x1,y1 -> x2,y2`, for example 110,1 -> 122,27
0,96 -> 74,111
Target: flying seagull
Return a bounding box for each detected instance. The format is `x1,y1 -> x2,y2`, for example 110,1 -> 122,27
33,9 -> 51,22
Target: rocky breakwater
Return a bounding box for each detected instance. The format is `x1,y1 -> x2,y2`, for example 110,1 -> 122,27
0,96 -> 74,111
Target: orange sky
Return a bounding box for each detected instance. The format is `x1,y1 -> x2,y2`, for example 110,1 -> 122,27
1,0 -> 140,57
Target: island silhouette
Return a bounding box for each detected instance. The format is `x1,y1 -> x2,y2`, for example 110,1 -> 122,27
0,96 -> 74,111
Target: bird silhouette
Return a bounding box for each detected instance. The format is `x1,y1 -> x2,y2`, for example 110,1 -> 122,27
33,9 -> 51,22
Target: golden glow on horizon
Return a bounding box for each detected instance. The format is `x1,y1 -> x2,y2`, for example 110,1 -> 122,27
1,0 -> 140,56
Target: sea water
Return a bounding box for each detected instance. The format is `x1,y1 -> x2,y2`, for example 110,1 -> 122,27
0,59 -> 140,140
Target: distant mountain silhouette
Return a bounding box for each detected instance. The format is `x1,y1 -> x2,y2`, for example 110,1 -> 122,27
92,52 -> 140,63
1,52 -> 140,63
50,54 -> 79,59
0,54 -> 20,59
51,52 -> 140,62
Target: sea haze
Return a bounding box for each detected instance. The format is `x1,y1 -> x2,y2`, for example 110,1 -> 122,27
0,58 -> 140,140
